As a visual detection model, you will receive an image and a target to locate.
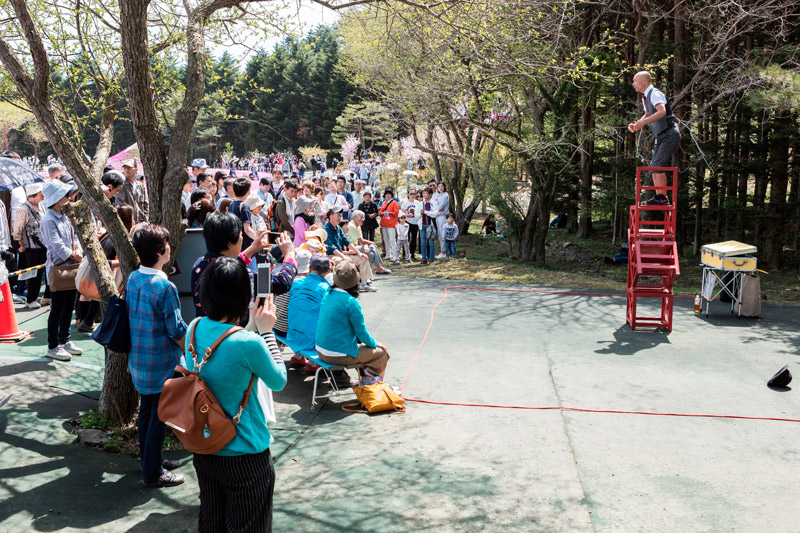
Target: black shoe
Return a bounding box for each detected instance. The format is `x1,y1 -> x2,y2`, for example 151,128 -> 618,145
77,323 -> 95,333
162,458 -> 181,470
143,469 -> 184,488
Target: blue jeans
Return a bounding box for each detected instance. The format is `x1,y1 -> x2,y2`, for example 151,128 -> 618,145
420,225 -> 435,262
445,240 -> 457,256
139,393 -> 167,480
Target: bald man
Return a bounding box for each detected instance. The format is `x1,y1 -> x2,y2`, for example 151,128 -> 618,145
628,71 -> 681,205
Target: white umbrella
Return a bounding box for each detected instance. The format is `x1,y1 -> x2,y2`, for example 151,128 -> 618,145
403,170 -> 419,177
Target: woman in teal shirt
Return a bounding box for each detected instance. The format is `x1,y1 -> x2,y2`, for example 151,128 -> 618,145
315,261 -> 390,386
188,257 -> 286,532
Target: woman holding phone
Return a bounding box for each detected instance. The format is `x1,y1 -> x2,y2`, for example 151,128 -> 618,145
189,257 -> 287,531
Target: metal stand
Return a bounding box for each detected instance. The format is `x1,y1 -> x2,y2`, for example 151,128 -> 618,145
701,267 -> 744,317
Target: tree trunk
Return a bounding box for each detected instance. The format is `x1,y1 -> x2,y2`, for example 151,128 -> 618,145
65,202 -> 138,422
762,115 -> 791,269
577,89 -> 595,238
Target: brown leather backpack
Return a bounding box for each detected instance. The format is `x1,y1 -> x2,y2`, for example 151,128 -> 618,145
158,323 -> 254,455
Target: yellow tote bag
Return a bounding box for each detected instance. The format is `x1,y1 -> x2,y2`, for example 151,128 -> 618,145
342,383 -> 406,414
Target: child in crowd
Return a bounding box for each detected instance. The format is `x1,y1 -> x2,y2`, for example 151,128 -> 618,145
396,215 -> 411,263
442,213 -> 459,258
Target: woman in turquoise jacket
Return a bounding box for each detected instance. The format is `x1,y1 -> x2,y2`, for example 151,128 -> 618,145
188,257 -> 287,532
315,260 -> 390,386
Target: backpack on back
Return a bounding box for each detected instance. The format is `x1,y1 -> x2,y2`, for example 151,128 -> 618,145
158,323 -> 254,455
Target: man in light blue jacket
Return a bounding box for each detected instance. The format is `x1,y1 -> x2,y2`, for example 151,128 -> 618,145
286,254 -> 331,360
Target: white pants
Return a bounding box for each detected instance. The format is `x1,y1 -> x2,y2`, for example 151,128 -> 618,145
380,227 -> 398,261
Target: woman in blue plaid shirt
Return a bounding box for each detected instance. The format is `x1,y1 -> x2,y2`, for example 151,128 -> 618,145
126,223 -> 188,488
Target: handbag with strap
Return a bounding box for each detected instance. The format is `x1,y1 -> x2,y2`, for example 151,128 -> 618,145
158,323 -> 255,455
48,222 -> 80,292
342,382 -> 406,414
91,294 -> 131,353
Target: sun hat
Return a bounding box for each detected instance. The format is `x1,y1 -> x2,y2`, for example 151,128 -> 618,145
42,179 -> 73,208
383,187 -> 394,198
294,195 -> 315,216
245,194 -> 265,211
191,158 -> 209,169
332,260 -> 359,290
295,248 -> 311,275
24,183 -> 43,197
305,227 -> 328,243
305,238 -> 324,253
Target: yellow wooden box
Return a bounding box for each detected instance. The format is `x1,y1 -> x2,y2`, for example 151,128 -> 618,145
700,241 -> 757,271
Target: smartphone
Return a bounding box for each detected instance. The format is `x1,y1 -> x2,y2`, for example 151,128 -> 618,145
257,262 -> 272,299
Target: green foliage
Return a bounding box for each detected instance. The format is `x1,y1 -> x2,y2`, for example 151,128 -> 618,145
79,408 -> 115,431
331,101 -> 397,150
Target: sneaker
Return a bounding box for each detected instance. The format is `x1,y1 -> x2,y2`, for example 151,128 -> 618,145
407,259 -> 412,264
46,346 -> 72,361
12,295 -> 24,304
645,194 -> 669,206
25,301 -> 41,310
290,356 -> 309,367
40,298 -> 51,306
142,469 -> 185,489
420,260 -> 428,265
77,323 -> 95,333
393,260 -> 400,265
63,341 -> 83,355
428,260 -> 436,265
303,362 -> 320,373
360,283 -> 377,293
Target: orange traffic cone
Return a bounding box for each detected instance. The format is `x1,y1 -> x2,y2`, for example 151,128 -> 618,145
0,280 -> 31,342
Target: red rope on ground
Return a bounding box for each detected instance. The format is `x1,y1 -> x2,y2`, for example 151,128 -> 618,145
400,286 -> 798,424
402,398 -> 800,423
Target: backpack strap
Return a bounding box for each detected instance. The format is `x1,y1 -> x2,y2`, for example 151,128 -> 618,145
187,321 -> 255,424
188,322 -> 243,370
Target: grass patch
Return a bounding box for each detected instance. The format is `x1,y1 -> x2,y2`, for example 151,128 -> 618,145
72,408 -> 184,456
375,216 -> 800,305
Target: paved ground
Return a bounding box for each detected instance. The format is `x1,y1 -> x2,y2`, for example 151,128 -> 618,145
1,276 -> 799,532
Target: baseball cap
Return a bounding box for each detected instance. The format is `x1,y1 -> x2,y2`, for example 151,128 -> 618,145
309,254 -> 330,273
121,159 -> 136,168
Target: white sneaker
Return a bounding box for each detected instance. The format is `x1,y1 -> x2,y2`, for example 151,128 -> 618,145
435,253 -> 446,260
26,301 -> 41,309
360,283 -> 377,293
63,341 -> 83,355
46,346 -> 72,361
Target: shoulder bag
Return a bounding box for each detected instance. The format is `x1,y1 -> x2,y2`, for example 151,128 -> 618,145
91,294 -> 131,353
158,323 -> 255,455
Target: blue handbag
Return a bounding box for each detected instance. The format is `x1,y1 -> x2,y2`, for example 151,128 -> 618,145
91,295 -> 131,353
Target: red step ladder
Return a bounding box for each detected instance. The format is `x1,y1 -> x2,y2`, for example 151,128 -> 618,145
626,167 -> 679,332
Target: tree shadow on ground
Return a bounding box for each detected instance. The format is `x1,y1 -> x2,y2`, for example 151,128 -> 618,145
0,413 -> 190,532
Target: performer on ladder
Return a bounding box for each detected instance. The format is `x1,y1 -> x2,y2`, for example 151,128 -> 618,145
627,71 -> 681,206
